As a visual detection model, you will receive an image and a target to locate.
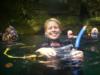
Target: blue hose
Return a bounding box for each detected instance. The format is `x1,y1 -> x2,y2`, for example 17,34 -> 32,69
75,26 -> 87,48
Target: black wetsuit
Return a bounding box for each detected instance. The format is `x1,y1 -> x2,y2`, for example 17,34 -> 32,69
38,36 -> 83,75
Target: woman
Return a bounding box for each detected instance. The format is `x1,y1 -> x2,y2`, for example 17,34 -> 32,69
36,18 -> 83,75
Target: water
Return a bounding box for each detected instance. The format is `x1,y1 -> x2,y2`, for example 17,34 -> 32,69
0,34 -> 100,75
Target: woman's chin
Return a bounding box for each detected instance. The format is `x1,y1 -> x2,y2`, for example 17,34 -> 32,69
49,35 -> 59,40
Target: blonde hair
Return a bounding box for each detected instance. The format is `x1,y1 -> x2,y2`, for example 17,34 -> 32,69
44,18 -> 62,31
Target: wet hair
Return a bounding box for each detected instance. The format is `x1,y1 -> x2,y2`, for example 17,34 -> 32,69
44,18 -> 62,31
91,27 -> 99,33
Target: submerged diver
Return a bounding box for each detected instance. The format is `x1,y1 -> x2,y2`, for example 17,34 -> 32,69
67,30 -> 77,39
36,18 -> 84,75
90,27 -> 99,40
87,27 -> 99,52
65,30 -> 77,45
2,25 -> 18,43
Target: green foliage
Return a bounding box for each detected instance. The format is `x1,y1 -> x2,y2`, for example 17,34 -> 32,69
1,0 -> 100,34
87,0 -> 100,17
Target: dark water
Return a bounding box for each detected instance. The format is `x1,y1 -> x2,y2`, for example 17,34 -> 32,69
0,35 -> 100,75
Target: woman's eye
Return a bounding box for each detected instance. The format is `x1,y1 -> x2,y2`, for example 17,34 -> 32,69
54,26 -> 59,29
48,27 -> 52,30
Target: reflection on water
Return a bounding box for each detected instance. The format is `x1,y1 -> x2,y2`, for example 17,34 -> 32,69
0,35 -> 100,75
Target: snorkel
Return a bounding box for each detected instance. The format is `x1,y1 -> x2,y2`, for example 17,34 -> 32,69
75,25 -> 87,49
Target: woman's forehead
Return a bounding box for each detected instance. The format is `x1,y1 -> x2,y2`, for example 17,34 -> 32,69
46,21 -> 59,27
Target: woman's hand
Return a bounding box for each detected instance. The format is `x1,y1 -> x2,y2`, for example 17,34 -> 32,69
36,47 -> 57,58
70,49 -> 84,61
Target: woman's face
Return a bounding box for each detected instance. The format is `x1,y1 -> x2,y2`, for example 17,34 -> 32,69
45,21 -> 61,40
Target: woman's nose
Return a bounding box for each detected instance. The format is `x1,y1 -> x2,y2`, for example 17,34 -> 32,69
51,27 -> 56,31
